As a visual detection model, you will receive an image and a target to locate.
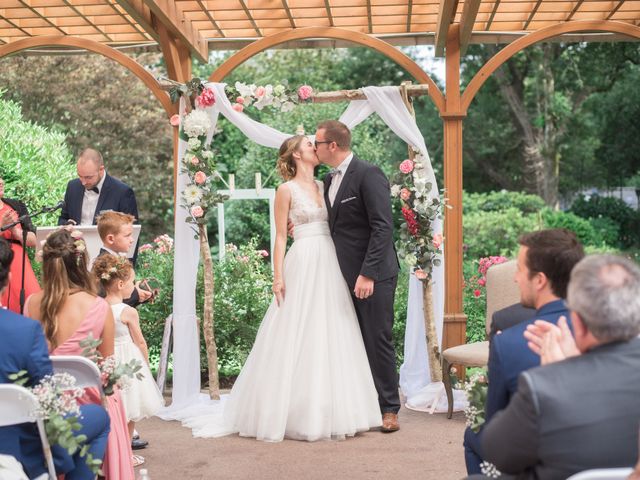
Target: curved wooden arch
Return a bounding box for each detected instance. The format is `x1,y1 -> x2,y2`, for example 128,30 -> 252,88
0,36 -> 175,117
209,27 -> 445,114
462,20 -> 640,114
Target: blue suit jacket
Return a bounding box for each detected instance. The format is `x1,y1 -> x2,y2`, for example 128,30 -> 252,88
486,299 -> 569,421
58,173 -> 139,225
0,309 -> 75,477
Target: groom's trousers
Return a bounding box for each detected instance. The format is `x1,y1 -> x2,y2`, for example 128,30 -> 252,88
351,275 -> 401,414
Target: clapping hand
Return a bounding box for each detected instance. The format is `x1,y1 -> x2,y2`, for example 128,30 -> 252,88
524,315 -> 580,365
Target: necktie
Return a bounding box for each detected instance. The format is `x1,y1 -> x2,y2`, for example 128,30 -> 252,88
328,169 -> 342,206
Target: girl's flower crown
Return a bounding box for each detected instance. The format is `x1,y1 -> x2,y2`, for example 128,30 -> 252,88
98,256 -> 129,282
37,225 -> 87,265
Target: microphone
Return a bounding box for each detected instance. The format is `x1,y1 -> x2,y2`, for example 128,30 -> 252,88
46,201 -> 65,212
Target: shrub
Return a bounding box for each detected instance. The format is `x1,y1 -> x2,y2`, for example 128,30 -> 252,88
0,92 -> 75,225
463,260 -> 488,344
540,209 -> 602,247
463,208 -> 539,259
570,195 -> 640,248
392,267 -> 409,369
464,191 -> 546,215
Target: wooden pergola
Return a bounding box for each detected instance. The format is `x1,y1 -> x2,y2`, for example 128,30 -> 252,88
1,0 -> 640,351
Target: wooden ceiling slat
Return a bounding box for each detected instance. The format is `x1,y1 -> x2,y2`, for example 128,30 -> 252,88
324,0 -> 334,26
238,0 -> 262,35
282,0 -> 297,27
566,0 -> 585,20
195,0 -> 225,36
61,0 -> 116,41
333,16 -> 370,26
485,0 -> 502,29
523,0 -> 542,28
367,0 -> 373,32
407,0 -> 413,31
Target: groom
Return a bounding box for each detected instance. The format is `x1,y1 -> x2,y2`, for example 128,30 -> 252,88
315,120 -> 401,432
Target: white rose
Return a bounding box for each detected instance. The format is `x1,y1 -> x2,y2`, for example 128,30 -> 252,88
390,185 -> 401,197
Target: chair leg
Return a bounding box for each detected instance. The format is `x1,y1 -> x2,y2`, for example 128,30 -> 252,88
442,357 -> 454,419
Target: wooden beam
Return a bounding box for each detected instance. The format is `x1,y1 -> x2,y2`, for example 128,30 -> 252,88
523,0 -> 543,30
238,0 -> 261,37
406,0 -> 413,33
434,0 -> 458,57
366,0 -> 373,34
486,0 -> 501,31
114,0 -> 159,42
459,0 -> 481,55
195,0 -> 224,37
606,0 -> 625,20
324,0 -> 334,28
140,0 -> 208,62
158,22 -> 191,82
282,0 -> 296,29
60,0 -> 115,42
566,0 -> 585,22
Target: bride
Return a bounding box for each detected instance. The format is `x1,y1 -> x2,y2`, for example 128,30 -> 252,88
184,135 -> 381,442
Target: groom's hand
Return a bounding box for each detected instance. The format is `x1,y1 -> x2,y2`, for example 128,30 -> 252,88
354,275 -> 374,299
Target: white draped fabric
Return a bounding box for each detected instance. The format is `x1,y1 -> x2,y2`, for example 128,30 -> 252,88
160,83 -> 451,420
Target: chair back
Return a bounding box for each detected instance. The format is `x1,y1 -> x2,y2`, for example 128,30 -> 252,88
0,385 -> 56,479
485,259 -> 520,335
51,355 -> 105,404
567,468 -> 634,480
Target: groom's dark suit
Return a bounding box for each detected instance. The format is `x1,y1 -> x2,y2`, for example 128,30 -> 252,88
324,155 -> 401,413
58,173 -> 138,226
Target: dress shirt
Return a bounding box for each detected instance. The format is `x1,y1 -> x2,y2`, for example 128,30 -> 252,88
328,152 -> 353,206
80,173 -> 106,225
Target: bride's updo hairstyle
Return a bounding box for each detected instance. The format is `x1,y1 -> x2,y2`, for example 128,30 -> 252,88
277,135 -> 305,181
92,254 -> 133,290
41,228 -> 95,347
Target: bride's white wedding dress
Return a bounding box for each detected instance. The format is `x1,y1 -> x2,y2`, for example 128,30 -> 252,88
181,180 -> 381,442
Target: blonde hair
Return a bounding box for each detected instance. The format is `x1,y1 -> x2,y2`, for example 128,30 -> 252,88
92,254 -> 134,291
41,229 -> 96,348
96,210 -> 135,241
277,135 -> 305,181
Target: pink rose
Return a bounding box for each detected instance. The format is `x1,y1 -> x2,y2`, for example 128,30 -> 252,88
170,114 -> 180,126
473,289 -> 481,298
258,250 -> 269,257
190,205 -> 204,218
400,188 -> 411,201
196,87 -> 216,108
232,103 -> 244,112
239,255 -> 249,263
415,269 -> 427,280
139,243 -> 153,253
255,86 -> 266,97
477,278 -> 486,287
190,156 -> 200,166
236,96 -> 245,104
432,233 -> 443,249
194,171 -> 207,185
297,85 -> 313,101
399,159 -> 415,174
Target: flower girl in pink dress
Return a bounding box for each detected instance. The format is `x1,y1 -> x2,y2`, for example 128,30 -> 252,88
25,228 -> 134,479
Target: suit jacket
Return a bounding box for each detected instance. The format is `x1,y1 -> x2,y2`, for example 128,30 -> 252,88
486,299 -> 568,421
489,303 -> 536,339
58,173 -> 139,226
0,309 -> 74,477
323,156 -> 399,288
482,337 -> 640,480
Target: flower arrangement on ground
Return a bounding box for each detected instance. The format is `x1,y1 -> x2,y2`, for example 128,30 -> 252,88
9,370 -> 103,474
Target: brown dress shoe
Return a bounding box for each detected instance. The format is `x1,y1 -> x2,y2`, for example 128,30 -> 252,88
381,413 -> 400,433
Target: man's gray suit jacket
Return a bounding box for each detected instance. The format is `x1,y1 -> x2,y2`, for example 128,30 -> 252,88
481,336 -> 640,480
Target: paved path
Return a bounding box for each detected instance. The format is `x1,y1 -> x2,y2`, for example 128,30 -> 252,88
137,400 -> 467,480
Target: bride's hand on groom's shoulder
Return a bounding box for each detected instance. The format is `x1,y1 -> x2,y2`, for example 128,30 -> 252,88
272,279 -> 285,306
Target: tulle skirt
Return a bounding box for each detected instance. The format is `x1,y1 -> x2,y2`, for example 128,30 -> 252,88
114,337 -> 165,422
183,221 -> 382,442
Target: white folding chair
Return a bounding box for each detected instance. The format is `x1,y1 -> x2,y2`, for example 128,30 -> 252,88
0,384 -> 57,480
50,355 -> 106,406
567,468 -> 634,479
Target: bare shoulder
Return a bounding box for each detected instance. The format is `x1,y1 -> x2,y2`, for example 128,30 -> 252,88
275,182 -> 292,201
120,305 -> 139,323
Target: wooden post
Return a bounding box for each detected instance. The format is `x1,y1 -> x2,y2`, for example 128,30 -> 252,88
442,25 -> 468,357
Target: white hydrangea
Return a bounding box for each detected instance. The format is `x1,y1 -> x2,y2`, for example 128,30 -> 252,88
280,101 -> 295,112
235,81 -> 256,97
390,184 -> 401,197
187,137 -> 201,150
274,84 -> 286,96
404,253 -> 417,266
202,150 -> 214,159
182,109 -> 211,138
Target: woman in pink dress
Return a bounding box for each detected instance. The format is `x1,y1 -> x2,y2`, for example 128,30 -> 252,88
25,228 -> 135,480
0,176 -> 41,313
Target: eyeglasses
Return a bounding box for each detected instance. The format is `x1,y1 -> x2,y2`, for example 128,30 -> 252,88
314,140 -> 333,148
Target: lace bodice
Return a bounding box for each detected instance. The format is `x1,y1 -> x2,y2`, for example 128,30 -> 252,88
287,180 -> 328,226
